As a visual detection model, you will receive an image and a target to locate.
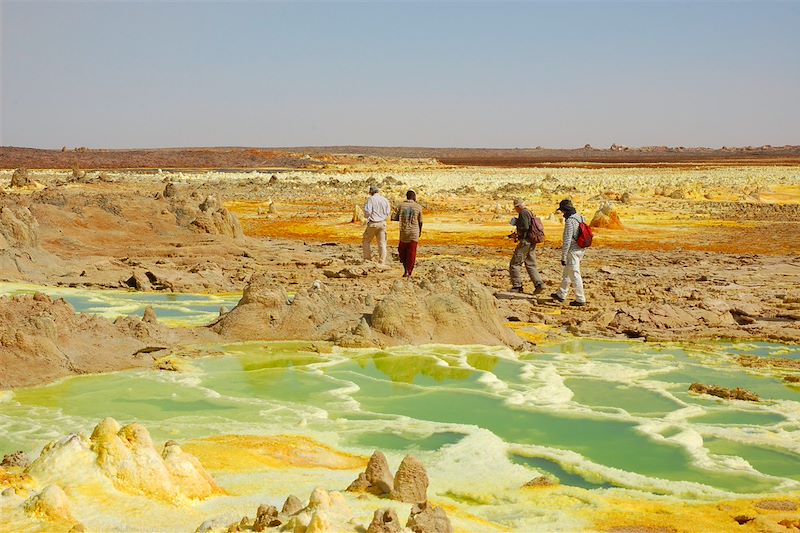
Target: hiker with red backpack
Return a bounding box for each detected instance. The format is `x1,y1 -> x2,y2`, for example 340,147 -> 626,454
552,198 -> 591,307
508,198 -> 545,294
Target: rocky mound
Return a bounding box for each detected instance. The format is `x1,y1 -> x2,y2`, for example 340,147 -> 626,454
600,301 -> 747,341
168,192 -> 244,239
346,451 -> 453,533
9,168 -> 32,188
202,488 -> 354,533
209,272 -> 361,341
211,270 -> 523,349
347,452 -> 430,504
688,383 -> 759,402
370,273 -> 522,347
203,465 -> 453,533
590,202 -> 624,229
736,355 -> 800,370
0,206 -> 39,249
0,292 -> 217,388
0,205 -> 62,280
0,182 -> 252,291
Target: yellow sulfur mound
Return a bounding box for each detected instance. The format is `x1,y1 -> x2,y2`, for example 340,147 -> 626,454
182,434 -> 367,472
27,417 -> 223,504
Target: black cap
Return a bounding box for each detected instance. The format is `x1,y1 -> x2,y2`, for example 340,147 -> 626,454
556,199 -> 573,212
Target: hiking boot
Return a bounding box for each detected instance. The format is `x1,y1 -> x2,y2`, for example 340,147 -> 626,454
569,301 -> 587,307
533,284 -> 545,295
550,292 -> 565,303
510,286 -> 524,293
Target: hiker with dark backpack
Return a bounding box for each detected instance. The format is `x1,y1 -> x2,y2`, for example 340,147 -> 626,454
552,198 -> 591,306
508,198 -> 545,294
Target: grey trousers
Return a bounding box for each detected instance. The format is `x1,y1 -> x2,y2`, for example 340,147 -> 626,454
509,240 -> 543,288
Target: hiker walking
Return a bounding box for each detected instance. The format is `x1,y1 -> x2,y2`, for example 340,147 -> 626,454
392,190 -> 423,277
509,198 -> 545,294
362,185 -> 390,264
552,198 -> 588,306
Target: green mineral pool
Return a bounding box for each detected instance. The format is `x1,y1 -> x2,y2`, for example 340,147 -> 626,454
0,282 -> 241,326
1,286 -> 799,531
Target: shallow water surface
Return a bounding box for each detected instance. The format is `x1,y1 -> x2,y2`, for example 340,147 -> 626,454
2,339 -> 799,500
0,282 -> 241,326
2,286 -> 800,530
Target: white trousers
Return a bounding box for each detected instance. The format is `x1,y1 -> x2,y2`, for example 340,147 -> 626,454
362,221 -> 387,263
556,248 -> 586,303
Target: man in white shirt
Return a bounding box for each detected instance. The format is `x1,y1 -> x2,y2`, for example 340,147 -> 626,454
362,185 -> 390,264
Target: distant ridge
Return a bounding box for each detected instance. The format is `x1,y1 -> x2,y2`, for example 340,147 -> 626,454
2,144 -> 799,169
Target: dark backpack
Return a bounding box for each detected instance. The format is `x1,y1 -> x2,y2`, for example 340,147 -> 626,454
575,216 -> 593,248
526,213 -> 545,244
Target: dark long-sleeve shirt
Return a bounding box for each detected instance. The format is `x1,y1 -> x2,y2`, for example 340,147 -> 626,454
515,209 -> 532,240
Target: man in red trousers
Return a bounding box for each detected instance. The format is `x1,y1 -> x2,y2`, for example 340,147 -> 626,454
392,190 -> 423,278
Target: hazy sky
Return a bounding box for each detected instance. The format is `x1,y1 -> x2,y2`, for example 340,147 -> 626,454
2,1 -> 799,149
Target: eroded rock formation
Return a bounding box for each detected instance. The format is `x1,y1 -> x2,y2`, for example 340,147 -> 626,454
390,455 -> 429,504
590,202 -> 624,229
346,450 -> 394,496
407,501 -> 454,533
371,274 -> 523,347
212,270 -> 523,349
10,168 -> 32,188
0,293 -> 217,388
220,487 -> 353,533
188,194 -> 244,239
367,509 -> 402,533
23,485 -> 75,523
688,383 -> 759,402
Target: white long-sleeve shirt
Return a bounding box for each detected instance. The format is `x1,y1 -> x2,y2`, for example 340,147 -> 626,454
364,194 -> 390,222
562,214 -> 587,262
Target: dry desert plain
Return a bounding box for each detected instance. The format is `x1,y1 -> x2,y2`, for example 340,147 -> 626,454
0,146 -> 800,532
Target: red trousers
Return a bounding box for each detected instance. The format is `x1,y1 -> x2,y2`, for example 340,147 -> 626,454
398,240 -> 418,276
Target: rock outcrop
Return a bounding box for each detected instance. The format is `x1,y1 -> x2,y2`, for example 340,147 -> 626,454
390,455 -> 429,504
523,475 -> 559,488
0,205 -> 56,279
0,206 -> 40,249
407,501 -> 454,533
10,168 -> 32,188
1,451 -> 31,470
253,504 -> 281,531
367,508 -> 402,533
351,204 -> 364,223
606,302 -> 739,339
348,451 -> 432,505
689,383 -> 759,402
142,305 -> 158,324
736,355 -> 800,370
222,487 -> 352,533
371,274 -> 523,347
23,485 -> 75,523
163,181 -> 177,198
282,494 -> 304,515
590,202 -> 623,229
209,273 -> 349,340
0,293 -> 217,388
189,194 -> 244,239
213,271 -> 523,349
346,450 -> 394,495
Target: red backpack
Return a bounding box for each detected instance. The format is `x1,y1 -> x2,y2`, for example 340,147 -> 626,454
525,210 -> 545,244
575,216 -> 593,248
